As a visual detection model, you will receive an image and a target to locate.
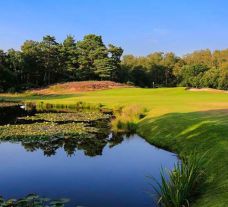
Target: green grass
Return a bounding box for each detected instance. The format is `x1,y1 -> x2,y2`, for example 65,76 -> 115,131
1,87 -> 228,206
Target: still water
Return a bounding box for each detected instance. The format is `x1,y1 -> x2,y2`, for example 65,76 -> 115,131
0,134 -> 177,207
0,104 -> 177,206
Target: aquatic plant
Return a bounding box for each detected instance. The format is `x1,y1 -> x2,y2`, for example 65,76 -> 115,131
0,122 -> 93,139
152,152 -> 206,207
0,108 -> 114,157
0,194 -> 70,207
19,111 -> 110,123
0,108 -> 111,139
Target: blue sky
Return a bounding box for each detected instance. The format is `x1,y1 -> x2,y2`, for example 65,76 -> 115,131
0,0 -> 227,56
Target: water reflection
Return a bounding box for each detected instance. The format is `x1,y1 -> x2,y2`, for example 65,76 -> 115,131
0,134 -> 177,207
0,133 -> 128,157
0,103 -> 178,206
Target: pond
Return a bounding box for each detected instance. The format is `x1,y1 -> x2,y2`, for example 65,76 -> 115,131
0,103 -> 177,207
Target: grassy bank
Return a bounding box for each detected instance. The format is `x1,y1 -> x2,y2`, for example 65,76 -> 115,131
1,87 -> 228,206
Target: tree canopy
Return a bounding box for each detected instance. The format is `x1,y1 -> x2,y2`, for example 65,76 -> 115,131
0,34 -> 228,92
0,34 -> 123,92
121,49 -> 228,90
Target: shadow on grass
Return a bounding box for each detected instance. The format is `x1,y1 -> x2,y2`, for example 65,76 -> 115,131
138,109 -> 228,207
0,93 -> 83,102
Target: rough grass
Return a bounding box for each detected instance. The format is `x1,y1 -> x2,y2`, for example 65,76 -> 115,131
1,87 -> 228,206
30,81 -> 130,94
111,104 -> 147,133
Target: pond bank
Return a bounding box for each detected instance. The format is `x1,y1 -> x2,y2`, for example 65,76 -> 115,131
0,102 -> 206,206
137,111 -> 228,207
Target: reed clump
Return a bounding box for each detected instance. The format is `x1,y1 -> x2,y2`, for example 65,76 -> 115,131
152,152 -> 207,207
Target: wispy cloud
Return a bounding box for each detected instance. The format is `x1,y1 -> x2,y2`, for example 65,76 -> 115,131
153,28 -> 169,36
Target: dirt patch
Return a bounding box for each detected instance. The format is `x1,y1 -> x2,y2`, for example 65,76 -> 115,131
31,81 -> 131,95
187,88 -> 228,94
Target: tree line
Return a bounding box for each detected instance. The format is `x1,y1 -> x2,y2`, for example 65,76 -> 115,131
0,34 -> 123,92
0,34 -> 228,92
120,49 -> 228,89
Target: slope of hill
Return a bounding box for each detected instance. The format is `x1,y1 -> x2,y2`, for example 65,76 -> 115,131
31,81 -> 131,95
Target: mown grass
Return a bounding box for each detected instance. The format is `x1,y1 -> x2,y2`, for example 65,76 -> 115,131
138,110 -> 228,207
1,87 -> 228,206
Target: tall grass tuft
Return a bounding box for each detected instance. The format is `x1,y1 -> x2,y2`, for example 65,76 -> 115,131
152,152 -> 207,207
112,105 -> 147,133
74,101 -> 103,110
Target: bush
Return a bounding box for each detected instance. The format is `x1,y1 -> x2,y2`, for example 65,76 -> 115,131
200,68 -> 220,88
218,69 -> 228,90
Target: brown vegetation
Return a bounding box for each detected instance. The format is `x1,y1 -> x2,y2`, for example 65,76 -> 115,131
188,88 -> 228,93
31,81 -> 131,95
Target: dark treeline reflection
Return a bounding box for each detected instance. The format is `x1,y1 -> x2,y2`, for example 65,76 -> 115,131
2,133 -> 127,157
